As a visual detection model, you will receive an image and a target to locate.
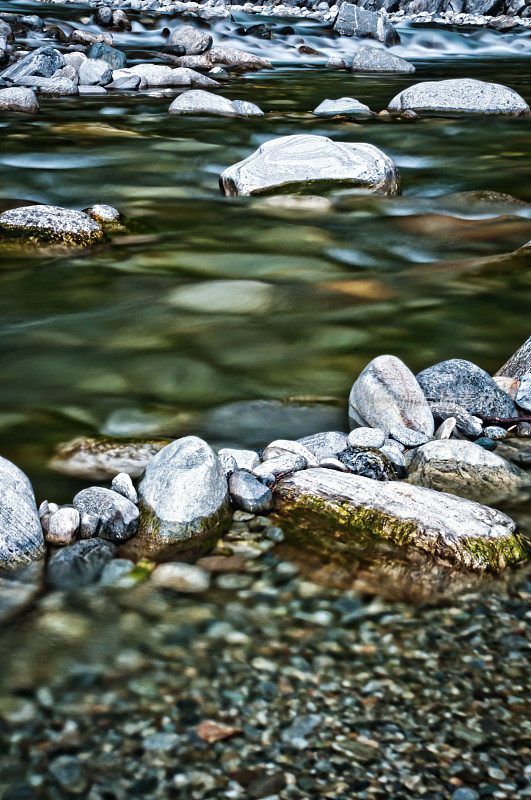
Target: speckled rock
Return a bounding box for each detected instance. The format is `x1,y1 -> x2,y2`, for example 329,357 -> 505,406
334,4 -> 399,46
388,79 -> 530,115
207,46 -> 272,71
85,204 -> 120,223
297,431 -> 349,460
229,470 -> 273,513
165,24 -> 212,55
0,86 -> 38,113
313,97 -> 371,117
45,508 -> 80,546
339,447 -> 396,480
218,448 -> 259,474
87,42 -> 127,70
349,355 -> 434,436
0,205 -> 104,246
121,436 -> 231,561
50,437 -> 170,480
220,134 -> 401,197
515,374 -> 531,412
352,45 -> 415,74
496,336 -> 531,380
232,100 -> 263,116
407,439 -> 528,503
0,457 -> 44,573
111,472 -> 138,504
79,58 -> 112,86
347,427 -> 386,449
429,401 -> 483,437
73,487 -> 139,542
273,468 -> 527,571
417,359 -> 517,417
0,46 -> 64,83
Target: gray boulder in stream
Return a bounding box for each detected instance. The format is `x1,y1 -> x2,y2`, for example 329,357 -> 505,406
388,79 -> 530,115
352,45 -> 415,74
220,135 -> 401,197
334,4 -> 400,46
416,359 -> 516,417
121,436 -> 231,561
0,456 -> 44,574
272,468 -> 528,572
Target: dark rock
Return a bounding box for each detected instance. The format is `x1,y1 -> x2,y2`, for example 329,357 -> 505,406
240,24 -> 273,39
475,436 -> 497,451
112,10 -> 131,31
464,0 -> 503,13
0,457 -> 44,574
334,4 -> 400,46
0,46 -> 64,83
417,359 -> 517,417
229,470 -> 274,513
338,447 -> 397,480
73,487 -> 139,542
87,42 -> 127,69
47,538 -> 116,589
429,401 -> 483,437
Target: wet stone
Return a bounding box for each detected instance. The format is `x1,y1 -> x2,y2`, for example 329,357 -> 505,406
352,44 -> 415,74
0,46 -> 64,83
0,205 -> 104,246
388,78 -> 530,115
339,447 -> 396,480
73,487 -> 139,542
47,538 -> 116,590
313,97 -> 371,117
229,470 -> 274,514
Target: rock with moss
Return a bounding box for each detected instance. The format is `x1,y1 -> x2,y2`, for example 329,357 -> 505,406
407,439 -> 529,504
0,205 -> 105,246
49,436 -> 171,480
121,436 -> 231,561
273,468 -> 527,572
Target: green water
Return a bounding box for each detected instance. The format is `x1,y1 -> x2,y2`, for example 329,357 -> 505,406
0,34 -> 530,502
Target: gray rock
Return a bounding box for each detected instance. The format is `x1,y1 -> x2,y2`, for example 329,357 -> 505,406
0,86 -> 38,112
229,470 -> 274,513
85,204 -> 120,222
483,425 -> 508,440
47,538 -> 116,589
389,425 -> 432,448
319,457 -> 349,472
262,439 -> 318,466
50,436 -> 169,480
408,439 -> 528,504
49,755 -> 88,795
326,56 -> 348,69
496,439 -> 531,468
218,450 -> 237,478
281,714 -> 322,749
125,64 -> 218,88
313,97 -> 371,117
515,373 -> 531,412
379,442 -> 407,475
339,447 -> 397,480
352,44 -> 415,74
165,24 -> 213,55
19,15 -> 44,31
111,472 -> 138,504
151,562 -> 210,593
0,46 -> 64,83
64,52 -> 87,71
168,90 -> 262,117
98,557 -> 134,585
73,487 -> 139,542
0,457 -> 44,574
220,134 -> 400,197
232,99 -> 264,116
496,336 -> 531,380
349,355 -> 434,436
388,79 -> 530,115
87,42 -> 127,69
54,66 -> 80,84
347,427 -> 386,449
218,448 -> 259,473
79,58 -> 113,86
18,77 -> 78,96
107,74 -> 141,90
207,46 -> 272,71
45,508 -> 80,546
0,563 -> 42,624
417,359 -> 517,417
121,436 -> 230,561
297,431 -> 349,460
274,468 -> 527,571
430,401 -> 483,438
78,86 -> 107,96
0,204 -> 104,246
254,453 -> 307,482
334,4 -> 400,45
435,417 -> 457,440
96,6 -> 113,26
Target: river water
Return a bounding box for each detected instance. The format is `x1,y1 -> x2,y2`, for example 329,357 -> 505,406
0,5 -> 530,797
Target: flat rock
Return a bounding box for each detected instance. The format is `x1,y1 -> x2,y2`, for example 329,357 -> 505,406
313,97 -> 371,117
352,45 -> 415,73
0,205 -> 104,246
169,89 -> 261,117
347,427 -> 386,449
0,457 -> 44,574
125,64 -> 218,89
417,359 -> 517,417
49,437 -> 170,480
121,436 -> 231,561
496,336 -> 531,380
73,487 -> 139,542
208,46 -> 272,71
297,431 -> 349,460
220,134 -> 400,197
18,77 -> 78,96
388,79 -> 530,115
515,374 -> 531,412
0,46 -> 64,83
334,3 -> 400,45
407,439 -> 529,504
165,25 -> 212,55
349,355 -> 434,435
229,470 -> 273,513
273,468 -> 527,571
47,538 -> 116,590
79,58 -> 112,86
0,86 -> 38,112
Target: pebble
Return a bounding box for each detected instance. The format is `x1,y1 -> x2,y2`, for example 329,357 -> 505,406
435,416 -> 457,439
347,427 -> 386,449
151,563 -> 210,593
483,425 -> 508,440
111,472 -> 138,503
45,507 -> 80,546
49,756 -> 87,795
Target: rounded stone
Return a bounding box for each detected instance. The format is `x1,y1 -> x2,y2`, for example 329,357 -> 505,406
151,562 -> 210,593
0,205 -> 104,246
312,97 -> 371,117
352,45 -> 415,74
388,78 -> 530,115
0,87 -> 39,113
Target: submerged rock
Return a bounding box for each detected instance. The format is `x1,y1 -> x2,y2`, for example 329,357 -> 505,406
220,134 -> 400,197
0,205 -> 104,246
407,439 -> 528,504
273,468 -> 527,571
169,89 -> 262,117
0,564 -> 42,624
49,437 -> 170,480
352,45 -> 415,74
334,4 -> 400,46
0,457 -> 44,573
496,336 -> 531,380
121,436 -> 230,561
388,79 -> 530,115
207,46 -> 272,71
349,355 -> 434,436
0,86 -> 38,113
47,538 -> 116,590
313,97 -> 371,117
417,359 -> 517,417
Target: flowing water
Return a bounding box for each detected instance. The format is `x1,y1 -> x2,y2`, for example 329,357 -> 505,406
0,6 -> 530,796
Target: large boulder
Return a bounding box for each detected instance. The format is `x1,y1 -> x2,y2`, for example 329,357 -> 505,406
388,79 -> 530,115
334,4 -> 400,46
407,439 -> 528,504
496,336 -> 531,380
349,355 -> 434,435
416,359 -> 517,417
121,436 -> 231,561
0,46 -> 64,83
273,468 -> 527,571
0,86 -> 38,113
352,45 -> 415,74
0,457 -> 44,574
0,205 -> 104,246
165,25 -> 213,55
220,134 -> 401,197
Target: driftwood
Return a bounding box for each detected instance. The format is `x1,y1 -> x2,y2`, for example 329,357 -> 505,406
475,414 -> 531,428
